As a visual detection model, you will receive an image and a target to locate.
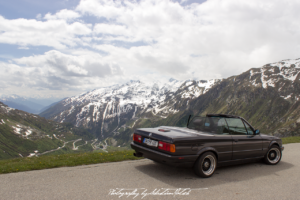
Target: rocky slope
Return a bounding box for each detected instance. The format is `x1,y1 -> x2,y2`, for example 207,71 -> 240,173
0,101 -> 93,159
169,58 -> 300,137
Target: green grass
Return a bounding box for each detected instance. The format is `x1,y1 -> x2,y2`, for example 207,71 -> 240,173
282,136 -> 300,144
0,109 -> 93,160
0,123 -> 64,159
0,150 -> 142,174
106,146 -> 130,152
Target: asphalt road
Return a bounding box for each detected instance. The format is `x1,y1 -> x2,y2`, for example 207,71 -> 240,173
1,143 -> 300,200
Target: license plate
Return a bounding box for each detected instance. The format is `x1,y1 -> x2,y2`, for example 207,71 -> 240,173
143,138 -> 158,147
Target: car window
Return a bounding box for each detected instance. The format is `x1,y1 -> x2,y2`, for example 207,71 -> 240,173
225,118 -> 247,135
244,122 -> 254,135
215,118 -> 230,135
188,116 -> 205,130
188,116 -> 230,135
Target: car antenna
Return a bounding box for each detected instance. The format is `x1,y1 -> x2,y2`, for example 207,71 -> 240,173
187,115 -> 192,127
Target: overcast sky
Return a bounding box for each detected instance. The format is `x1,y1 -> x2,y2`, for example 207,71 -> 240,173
1,0 -> 300,98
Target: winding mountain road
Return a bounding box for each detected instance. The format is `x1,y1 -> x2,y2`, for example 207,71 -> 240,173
72,139 -> 83,150
27,136 -> 85,157
1,143 -> 300,200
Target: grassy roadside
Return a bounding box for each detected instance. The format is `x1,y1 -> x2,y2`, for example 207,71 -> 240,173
0,150 -> 142,174
1,136 -> 300,175
282,136 -> 300,144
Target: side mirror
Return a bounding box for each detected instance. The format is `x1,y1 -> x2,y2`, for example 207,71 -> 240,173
255,129 -> 260,135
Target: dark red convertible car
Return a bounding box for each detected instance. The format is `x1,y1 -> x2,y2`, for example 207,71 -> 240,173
131,114 -> 284,178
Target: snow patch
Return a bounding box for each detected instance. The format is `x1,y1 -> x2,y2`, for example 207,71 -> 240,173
1,106 -> 15,112
25,129 -> 32,136
12,126 -> 22,134
185,81 -> 193,87
280,94 -> 292,99
132,106 -> 138,119
270,59 -> 300,70
68,106 -> 75,116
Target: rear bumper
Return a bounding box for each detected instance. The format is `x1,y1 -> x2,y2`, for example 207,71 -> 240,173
281,146 -> 284,151
131,142 -> 198,168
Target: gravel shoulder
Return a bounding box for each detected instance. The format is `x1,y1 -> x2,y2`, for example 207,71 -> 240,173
0,143 -> 299,200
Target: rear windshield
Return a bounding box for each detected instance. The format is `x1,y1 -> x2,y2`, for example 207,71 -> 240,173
187,116 -> 230,135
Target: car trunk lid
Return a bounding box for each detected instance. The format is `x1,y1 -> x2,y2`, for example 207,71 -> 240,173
135,126 -> 213,143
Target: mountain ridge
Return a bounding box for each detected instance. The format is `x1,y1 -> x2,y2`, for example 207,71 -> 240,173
39,78 -> 221,139
40,58 -> 300,147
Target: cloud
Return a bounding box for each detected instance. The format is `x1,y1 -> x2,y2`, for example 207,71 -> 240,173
1,0 -> 300,98
36,13 -> 42,20
18,46 -> 29,50
75,0 -> 300,81
15,50 -> 122,77
44,9 -> 81,21
0,50 -> 123,95
0,15 -> 91,49
93,24 -> 129,36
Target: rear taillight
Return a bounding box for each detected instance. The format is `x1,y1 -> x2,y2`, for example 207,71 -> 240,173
158,141 -> 176,153
133,134 -> 142,143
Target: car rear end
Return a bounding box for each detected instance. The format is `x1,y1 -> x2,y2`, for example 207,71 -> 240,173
131,127 -> 199,167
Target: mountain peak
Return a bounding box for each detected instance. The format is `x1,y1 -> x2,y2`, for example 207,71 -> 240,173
265,58 -> 300,70
129,80 -> 140,83
169,78 -> 177,82
1,94 -> 24,100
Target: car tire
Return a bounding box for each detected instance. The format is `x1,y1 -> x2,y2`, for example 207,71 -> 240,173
194,152 -> 217,178
264,145 -> 282,165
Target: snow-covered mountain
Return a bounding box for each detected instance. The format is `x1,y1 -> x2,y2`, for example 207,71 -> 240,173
248,58 -> 300,100
188,58 -> 300,138
40,57 -> 300,146
40,78 -> 221,139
